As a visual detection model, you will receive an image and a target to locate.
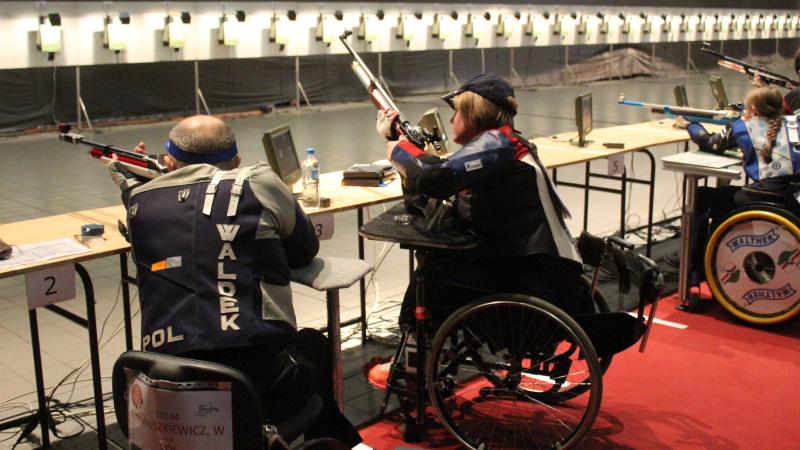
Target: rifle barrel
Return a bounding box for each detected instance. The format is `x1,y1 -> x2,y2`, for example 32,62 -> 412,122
338,33 -> 400,114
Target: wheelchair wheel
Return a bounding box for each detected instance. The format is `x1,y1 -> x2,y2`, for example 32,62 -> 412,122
540,275 -> 613,402
705,207 -> 800,325
426,294 -> 602,450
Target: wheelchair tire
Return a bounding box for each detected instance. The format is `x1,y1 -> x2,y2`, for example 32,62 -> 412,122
426,294 -> 602,450
704,206 -> 800,325
548,275 -> 613,401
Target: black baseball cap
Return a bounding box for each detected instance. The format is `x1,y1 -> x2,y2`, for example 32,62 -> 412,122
441,73 -> 517,116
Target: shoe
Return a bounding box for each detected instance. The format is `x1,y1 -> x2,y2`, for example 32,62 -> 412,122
363,356 -> 393,391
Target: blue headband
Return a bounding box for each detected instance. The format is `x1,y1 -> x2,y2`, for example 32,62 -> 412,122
165,140 -> 238,164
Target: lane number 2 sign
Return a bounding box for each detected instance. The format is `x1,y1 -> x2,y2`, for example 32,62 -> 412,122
25,264 -> 76,310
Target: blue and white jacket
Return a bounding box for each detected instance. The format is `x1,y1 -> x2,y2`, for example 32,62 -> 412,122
688,115 -> 800,182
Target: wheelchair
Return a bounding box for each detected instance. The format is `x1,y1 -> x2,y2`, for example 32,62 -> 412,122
360,202 -> 663,450
702,182 -> 800,325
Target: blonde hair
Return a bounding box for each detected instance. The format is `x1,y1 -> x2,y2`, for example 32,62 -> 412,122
744,87 -> 784,163
453,91 -> 517,132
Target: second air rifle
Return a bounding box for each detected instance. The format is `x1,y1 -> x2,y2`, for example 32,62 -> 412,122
700,42 -> 799,90
617,94 -> 742,126
338,31 -> 444,154
58,123 -> 167,180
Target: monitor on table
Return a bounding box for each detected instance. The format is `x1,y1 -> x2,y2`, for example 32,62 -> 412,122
709,76 -> 729,109
262,124 -> 302,187
674,84 -> 690,107
574,92 -> 593,147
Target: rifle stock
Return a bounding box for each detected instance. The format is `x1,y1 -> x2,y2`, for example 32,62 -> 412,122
339,31 -> 444,154
700,42 -> 799,90
617,94 -> 742,126
58,124 -> 167,180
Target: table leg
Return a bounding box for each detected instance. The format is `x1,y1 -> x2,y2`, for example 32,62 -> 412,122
583,162 -> 590,231
357,208 -> 367,344
75,264 -> 107,450
120,254 -> 133,351
678,175 -> 699,307
326,289 -> 343,410
28,309 -> 50,448
620,167 -> 628,238
641,149 -> 657,257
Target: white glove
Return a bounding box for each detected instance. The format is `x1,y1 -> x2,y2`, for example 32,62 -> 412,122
376,110 -> 400,140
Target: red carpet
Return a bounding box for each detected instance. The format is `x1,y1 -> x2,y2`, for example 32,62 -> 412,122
359,292 -> 800,449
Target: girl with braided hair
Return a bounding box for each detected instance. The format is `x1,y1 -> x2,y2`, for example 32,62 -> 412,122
685,86 -> 800,283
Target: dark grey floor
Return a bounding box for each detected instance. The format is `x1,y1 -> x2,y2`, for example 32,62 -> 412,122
0,63 -> 792,449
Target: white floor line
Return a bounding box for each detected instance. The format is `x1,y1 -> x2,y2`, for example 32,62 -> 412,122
627,312 -> 688,329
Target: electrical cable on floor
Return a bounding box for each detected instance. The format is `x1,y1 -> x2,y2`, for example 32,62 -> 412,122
4,284 -> 142,446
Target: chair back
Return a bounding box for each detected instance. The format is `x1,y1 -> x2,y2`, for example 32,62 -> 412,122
112,350 -> 265,450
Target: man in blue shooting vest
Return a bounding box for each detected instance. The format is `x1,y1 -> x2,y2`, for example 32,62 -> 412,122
110,115 -> 361,447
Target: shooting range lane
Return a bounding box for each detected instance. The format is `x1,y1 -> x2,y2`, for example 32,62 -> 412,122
0,67 -> 790,449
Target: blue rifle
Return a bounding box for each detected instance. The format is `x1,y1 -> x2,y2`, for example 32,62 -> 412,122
617,94 -> 743,126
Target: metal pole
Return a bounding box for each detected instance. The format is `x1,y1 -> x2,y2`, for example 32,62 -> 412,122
678,175 -> 698,307
448,50 -> 460,88
377,52 -> 395,100
510,48 -> 520,86
327,289 -> 343,410
194,60 -> 200,115
28,310 -> 50,447
480,48 -> 486,73
76,66 -> 81,129
686,41 -> 690,73
651,42 -> 656,62
294,56 -> 300,108
75,263 -> 108,450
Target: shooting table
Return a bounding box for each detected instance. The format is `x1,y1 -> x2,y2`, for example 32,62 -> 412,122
660,151 -> 742,308
531,119 -> 712,256
0,206 -> 131,450
0,172 -> 401,448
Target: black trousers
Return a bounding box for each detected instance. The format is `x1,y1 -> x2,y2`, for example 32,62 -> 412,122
181,329 -> 361,447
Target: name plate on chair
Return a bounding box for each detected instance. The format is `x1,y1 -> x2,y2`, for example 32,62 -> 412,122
126,369 -> 233,450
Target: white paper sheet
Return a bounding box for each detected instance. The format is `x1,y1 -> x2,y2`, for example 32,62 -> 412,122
0,238 -> 90,269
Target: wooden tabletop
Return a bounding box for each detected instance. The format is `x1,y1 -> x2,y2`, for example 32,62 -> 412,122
531,119 -> 696,168
310,170 -> 403,215
0,206 -> 130,277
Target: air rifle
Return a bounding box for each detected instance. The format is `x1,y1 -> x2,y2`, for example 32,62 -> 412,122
700,42 -> 799,90
58,124 -> 167,180
338,31 -> 444,154
617,94 -> 742,126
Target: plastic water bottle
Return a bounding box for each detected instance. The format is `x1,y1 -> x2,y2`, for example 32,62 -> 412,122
302,147 -> 320,208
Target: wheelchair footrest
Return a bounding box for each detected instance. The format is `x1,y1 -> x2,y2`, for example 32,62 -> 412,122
574,312 -> 645,357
